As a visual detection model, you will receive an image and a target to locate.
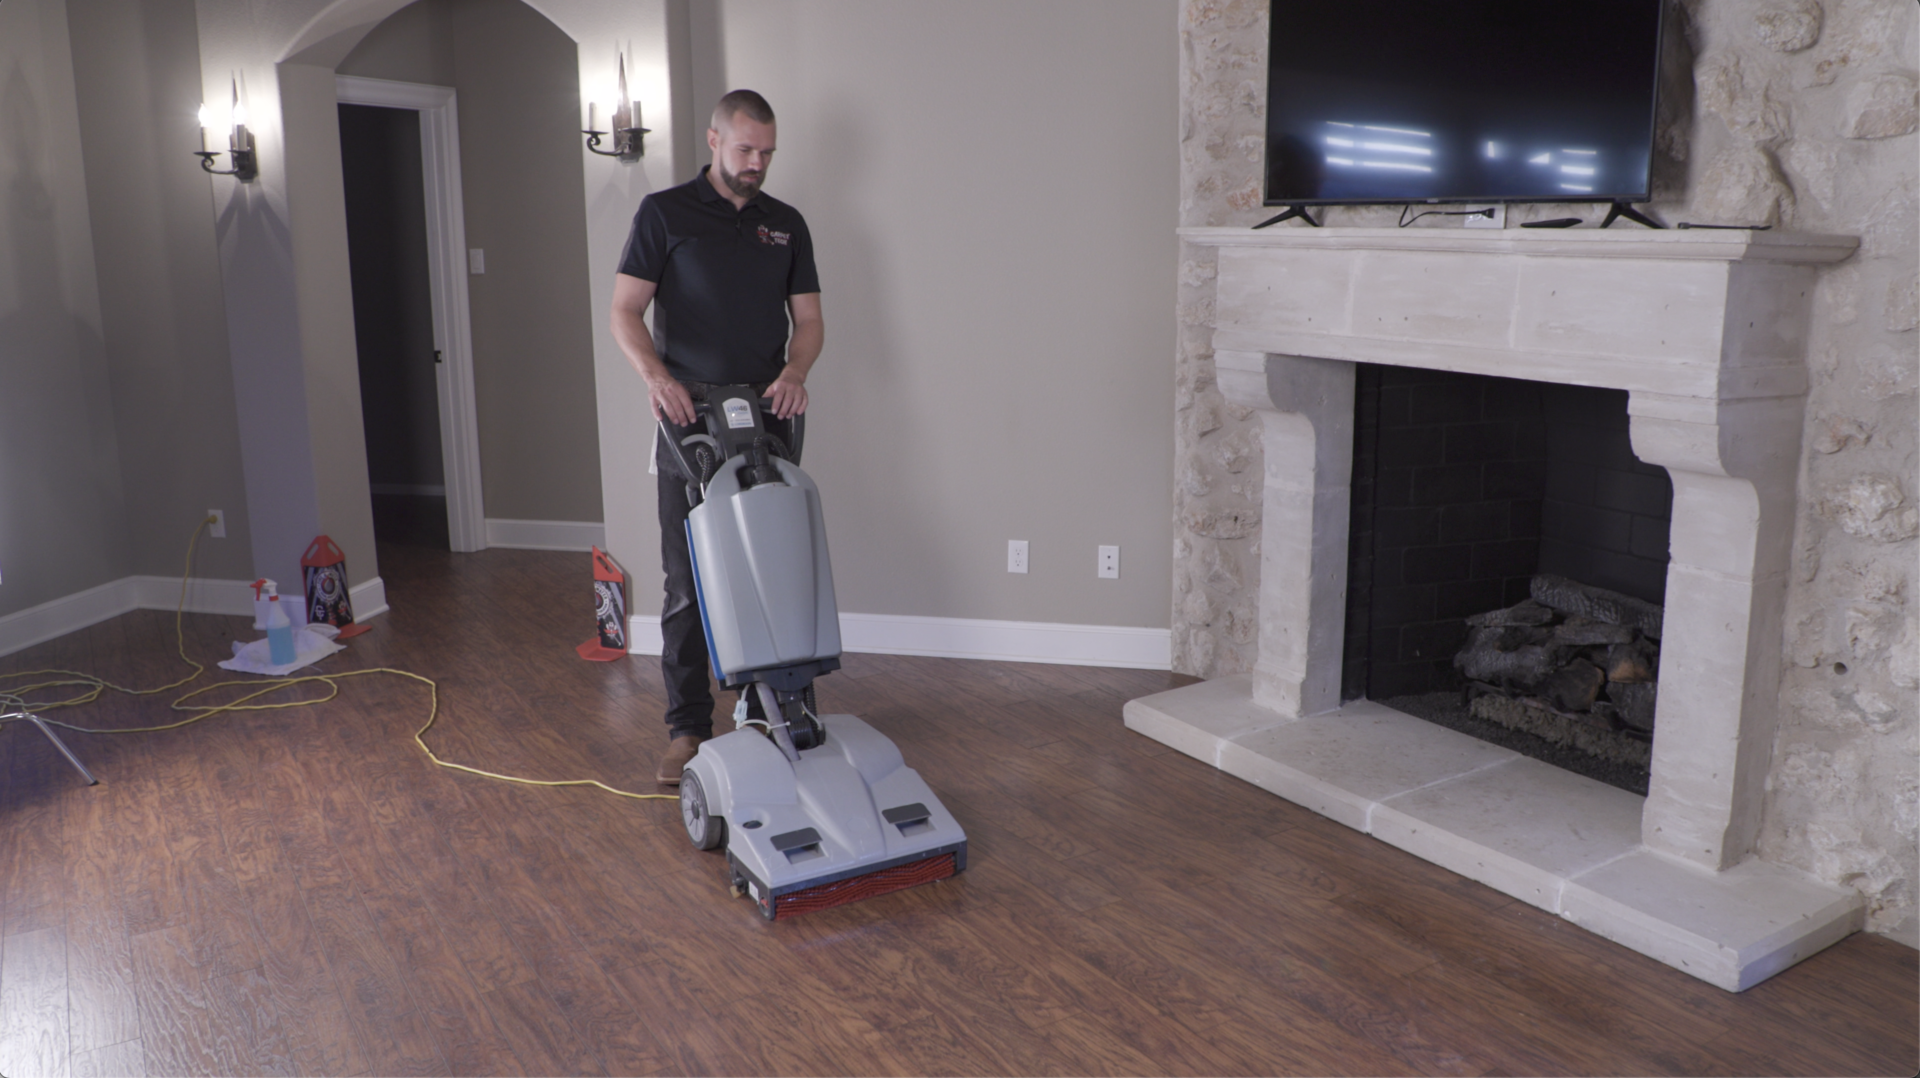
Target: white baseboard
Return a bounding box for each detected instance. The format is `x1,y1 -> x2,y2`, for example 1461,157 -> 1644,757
350,576 -> 390,621
0,578 -> 140,660
625,611 -> 1170,670
626,614 -> 665,655
127,575 -> 256,616
6,576 -> 1164,669
0,575 -> 390,659
485,518 -> 606,552
127,575 -> 390,623
840,612 -> 1171,668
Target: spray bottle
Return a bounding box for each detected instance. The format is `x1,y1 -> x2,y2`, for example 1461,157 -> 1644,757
251,578 -> 275,630
263,581 -> 296,665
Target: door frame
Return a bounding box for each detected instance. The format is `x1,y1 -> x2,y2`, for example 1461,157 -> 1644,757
336,74 -> 487,552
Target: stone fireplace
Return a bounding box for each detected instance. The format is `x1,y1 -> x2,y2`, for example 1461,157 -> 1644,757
1127,227 -> 1865,990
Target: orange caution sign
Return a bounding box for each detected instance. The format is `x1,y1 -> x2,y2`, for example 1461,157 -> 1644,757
577,546 -> 630,661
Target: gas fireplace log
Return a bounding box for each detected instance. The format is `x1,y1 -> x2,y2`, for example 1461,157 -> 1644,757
1487,625 -> 1553,652
1605,643 -> 1656,683
1455,631 -> 1561,685
1590,699 -> 1623,727
1606,680 -> 1658,733
1454,577 -> 1665,764
1465,599 -> 1557,628
1552,618 -> 1639,647
1541,659 -> 1607,713
1530,575 -> 1665,639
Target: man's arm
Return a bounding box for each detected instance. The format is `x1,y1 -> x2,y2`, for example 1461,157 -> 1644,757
610,272 -> 695,425
767,292 -> 823,419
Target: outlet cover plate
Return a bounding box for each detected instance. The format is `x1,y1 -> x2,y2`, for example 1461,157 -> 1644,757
1465,205 -> 1506,229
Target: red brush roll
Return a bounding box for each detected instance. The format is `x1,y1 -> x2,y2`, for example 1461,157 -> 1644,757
771,854 -> 958,920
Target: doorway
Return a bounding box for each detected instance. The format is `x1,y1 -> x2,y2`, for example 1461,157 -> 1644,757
341,102 -> 444,546
336,76 -> 487,552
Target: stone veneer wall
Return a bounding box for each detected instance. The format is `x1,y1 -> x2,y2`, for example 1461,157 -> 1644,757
1173,0 -> 1918,944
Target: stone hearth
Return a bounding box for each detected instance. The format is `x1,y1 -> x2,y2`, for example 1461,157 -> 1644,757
1129,227 -> 1864,991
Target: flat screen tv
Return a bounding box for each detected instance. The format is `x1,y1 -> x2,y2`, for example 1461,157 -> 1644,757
1263,0 -> 1664,222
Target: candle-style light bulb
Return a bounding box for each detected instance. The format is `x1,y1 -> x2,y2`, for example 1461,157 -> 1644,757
229,77 -> 247,150
197,103 -> 213,152
616,51 -> 630,129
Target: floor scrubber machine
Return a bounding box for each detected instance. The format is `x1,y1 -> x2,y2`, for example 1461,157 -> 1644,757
659,387 -> 967,920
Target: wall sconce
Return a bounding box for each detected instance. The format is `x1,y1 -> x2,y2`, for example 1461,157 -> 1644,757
583,50 -> 648,160
195,78 -> 257,181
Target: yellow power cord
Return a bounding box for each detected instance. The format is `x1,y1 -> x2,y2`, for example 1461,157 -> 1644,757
0,518 -> 678,802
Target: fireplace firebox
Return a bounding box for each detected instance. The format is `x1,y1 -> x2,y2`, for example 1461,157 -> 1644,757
1342,364 -> 1676,792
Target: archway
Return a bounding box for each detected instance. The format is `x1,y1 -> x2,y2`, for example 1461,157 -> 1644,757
191,0 -> 692,606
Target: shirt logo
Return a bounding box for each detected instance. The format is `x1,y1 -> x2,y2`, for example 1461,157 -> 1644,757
756,225 -> 790,247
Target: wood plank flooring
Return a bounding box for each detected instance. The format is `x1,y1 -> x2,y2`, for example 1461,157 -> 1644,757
1,543 -> 1914,1076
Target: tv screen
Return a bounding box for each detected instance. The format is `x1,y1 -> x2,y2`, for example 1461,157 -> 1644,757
1264,0 -> 1664,206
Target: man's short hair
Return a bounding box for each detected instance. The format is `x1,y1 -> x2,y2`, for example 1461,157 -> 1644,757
712,89 -> 775,130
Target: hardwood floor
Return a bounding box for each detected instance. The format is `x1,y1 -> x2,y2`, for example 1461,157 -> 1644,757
2,543 -> 1914,1077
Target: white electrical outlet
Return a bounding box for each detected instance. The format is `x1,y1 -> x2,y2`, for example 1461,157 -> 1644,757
208,509 -> 226,538
1465,205 -> 1505,229
1007,539 -> 1029,574
1097,544 -> 1120,579
468,248 -> 486,274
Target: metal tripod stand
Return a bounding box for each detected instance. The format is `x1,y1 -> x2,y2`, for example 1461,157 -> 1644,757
2,698 -> 99,786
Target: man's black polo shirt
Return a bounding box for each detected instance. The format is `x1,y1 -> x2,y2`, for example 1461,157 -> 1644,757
617,166 -> 819,386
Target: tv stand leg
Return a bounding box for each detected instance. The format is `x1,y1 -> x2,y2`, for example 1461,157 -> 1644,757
1253,204 -> 1321,229
1600,201 -> 1664,229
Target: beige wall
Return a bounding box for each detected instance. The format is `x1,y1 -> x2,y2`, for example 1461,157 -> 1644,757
635,0 -> 1178,628
281,58 -> 383,583
0,0 -> 134,617
340,0 -> 604,523
1175,0 -> 1918,945
66,0 -> 256,583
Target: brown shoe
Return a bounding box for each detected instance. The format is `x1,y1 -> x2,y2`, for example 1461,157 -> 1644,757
655,735 -> 706,786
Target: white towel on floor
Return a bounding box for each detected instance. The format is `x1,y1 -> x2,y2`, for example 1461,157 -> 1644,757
218,623 -> 344,676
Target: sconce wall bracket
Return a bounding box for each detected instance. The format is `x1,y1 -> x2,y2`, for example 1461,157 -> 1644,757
196,137 -> 258,181
584,126 -> 649,161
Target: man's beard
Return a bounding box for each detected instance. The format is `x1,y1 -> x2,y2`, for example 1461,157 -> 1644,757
720,163 -> 764,198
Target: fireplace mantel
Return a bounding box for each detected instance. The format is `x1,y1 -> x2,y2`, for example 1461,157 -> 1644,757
1192,225 -> 1854,402
1129,227 -> 1862,991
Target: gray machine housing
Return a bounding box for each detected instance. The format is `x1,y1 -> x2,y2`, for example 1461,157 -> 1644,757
686,457 -> 841,681
666,387 -> 965,919
685,713 -> 968,918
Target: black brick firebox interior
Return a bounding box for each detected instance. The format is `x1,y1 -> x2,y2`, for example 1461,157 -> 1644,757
1342,365 -> 1674,703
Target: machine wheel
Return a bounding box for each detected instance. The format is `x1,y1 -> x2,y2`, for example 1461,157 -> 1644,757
680,771 -> 726,851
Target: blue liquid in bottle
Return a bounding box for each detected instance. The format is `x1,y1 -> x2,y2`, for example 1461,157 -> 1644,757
267,597 -> 296,665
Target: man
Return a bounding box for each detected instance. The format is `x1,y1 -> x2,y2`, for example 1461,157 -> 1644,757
610,89 -> 824,785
